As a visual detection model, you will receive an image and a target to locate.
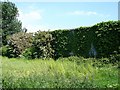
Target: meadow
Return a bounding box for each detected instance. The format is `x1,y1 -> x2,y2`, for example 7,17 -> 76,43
2,56 -> 119,88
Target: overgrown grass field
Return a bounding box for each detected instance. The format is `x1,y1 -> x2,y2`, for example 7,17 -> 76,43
2,56 -> 119,88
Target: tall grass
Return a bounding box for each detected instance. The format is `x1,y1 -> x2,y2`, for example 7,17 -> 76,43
2,56 -> 119,88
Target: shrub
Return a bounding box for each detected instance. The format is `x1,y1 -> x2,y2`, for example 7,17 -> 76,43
7,32 -> 33,58
20,47 -> 37,59
20,48 -> 33,59
109,54 -> 120,64
67,56 -> 85,64
29,31 -> 54,59
99,58 -> 110,64
1,45 -> 19,58
0,46 -> 8,56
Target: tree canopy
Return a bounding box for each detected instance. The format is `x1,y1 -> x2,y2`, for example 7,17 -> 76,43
2,1 -> 22,45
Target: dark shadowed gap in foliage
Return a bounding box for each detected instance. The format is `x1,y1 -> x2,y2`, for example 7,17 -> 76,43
89,43 -> 97,58
68,29 -> 76,56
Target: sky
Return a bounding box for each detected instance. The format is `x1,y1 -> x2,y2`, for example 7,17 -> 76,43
7,1 -> 119,32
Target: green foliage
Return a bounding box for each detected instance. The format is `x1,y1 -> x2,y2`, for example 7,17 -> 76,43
2,1 -> 22,45
2,20 -> 119,60
23,31 -> 54,59
2,56 -> 119,88
51,30 -> 70,58
51,21 -> 120,59
20,47 -> 36,59
94,21 -> 120,57
0,29 -> 2,47
1,45 -> 19,58
6,32 -> 33,58
109,54 -> 120,64
2,31 -> 54,59
60,56 -> 85,64
0,46 -> 8,56
1,1 -> 119,60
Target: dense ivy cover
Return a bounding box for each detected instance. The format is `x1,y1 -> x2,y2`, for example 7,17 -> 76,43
51,21 -> 120,59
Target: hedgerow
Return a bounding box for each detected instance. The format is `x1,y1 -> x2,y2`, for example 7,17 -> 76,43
3,21 -> 120,60
51,21 -> 120,59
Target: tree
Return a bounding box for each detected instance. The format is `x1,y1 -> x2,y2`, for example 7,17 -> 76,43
2,1 -> 22,45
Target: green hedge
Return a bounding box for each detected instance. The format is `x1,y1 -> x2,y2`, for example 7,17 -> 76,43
3,20 -> 120,59
94,21 -> 120,57
51,21 -> 120,59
